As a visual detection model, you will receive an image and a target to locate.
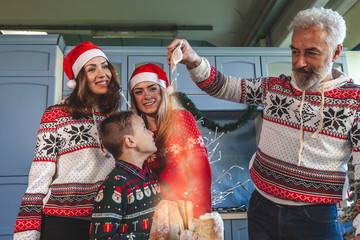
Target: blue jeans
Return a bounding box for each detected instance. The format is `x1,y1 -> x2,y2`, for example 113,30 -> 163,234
248,190 -> 343,240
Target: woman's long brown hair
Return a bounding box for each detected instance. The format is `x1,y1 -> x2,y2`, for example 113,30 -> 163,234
65,62 -> 121,119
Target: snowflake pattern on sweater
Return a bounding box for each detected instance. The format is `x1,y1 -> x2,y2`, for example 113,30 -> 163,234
189,58 -> 360,213
14,104 -> 115,240
144,110 -> 212,218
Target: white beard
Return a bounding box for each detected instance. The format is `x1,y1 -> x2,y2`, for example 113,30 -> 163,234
293,58 -> 333,91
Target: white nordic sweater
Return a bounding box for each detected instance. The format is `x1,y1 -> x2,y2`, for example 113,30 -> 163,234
189,58 -> 360,234
13,104 -> 115,240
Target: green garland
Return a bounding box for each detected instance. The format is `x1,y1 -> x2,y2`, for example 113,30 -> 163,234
176,91 -> 258,133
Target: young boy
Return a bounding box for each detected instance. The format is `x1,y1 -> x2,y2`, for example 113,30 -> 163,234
89,111 -> 161,240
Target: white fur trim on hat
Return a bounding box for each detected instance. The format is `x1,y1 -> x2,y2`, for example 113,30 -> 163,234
72,49 -> 108,79
130,72 -> 167,90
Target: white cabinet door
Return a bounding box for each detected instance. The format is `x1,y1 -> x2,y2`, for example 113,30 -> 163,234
216,56 -> 262,79
0,77 -> 52,175
183,56 -> 262,111
186,56 -> 262,111
0,37 -> 62,239
231,219 -> 249,240
260,56 -> 292,77
223,220 -> 232,240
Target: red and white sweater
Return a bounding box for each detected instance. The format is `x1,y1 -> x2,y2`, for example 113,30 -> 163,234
144,109 -> 212,218
13,104 -> 115,240
189,58 -> 360,232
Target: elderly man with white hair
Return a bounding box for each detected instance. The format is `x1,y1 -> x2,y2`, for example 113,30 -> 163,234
168,7 -> 360,240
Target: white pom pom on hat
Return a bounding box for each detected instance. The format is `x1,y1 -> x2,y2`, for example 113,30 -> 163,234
66,79 -> 77,89
63,41 -> 108,90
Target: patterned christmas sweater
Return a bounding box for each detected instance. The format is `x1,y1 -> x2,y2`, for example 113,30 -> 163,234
144,109 -> 212,218
89,160 -> 161,240
188,58 -> 360,227
14,104 -> 115,240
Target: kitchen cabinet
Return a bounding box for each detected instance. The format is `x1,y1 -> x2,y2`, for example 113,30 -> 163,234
0,34 -> 64,239
221,213 -> 249,240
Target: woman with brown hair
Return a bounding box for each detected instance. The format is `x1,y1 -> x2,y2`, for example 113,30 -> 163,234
13,41 -> 121,240
129,63 -> 212,219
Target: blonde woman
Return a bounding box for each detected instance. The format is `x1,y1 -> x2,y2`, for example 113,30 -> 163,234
129,63 -> 212,218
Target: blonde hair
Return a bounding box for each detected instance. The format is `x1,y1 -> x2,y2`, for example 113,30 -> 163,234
130,86 -> 181,150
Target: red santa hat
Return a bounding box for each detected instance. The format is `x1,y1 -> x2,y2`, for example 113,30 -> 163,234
129,63 -> 169,91
114,186 -> 122,194
63,41 -> 108,90
127,188 -> 133,196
